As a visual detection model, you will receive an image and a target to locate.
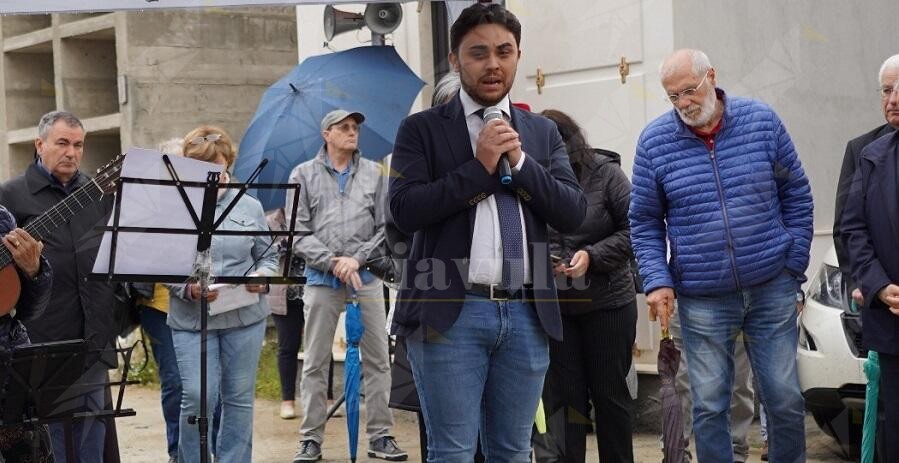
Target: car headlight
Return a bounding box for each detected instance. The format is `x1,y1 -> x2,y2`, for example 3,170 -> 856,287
806,263 -> 848,310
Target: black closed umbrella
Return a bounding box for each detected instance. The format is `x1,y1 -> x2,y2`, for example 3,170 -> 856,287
658,328 -> 686,463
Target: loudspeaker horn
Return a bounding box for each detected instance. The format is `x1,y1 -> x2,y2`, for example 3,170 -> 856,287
363,3 -> 403,36
323,4 -> 365,41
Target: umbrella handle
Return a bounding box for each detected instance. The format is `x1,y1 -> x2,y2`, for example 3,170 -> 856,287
661,327 -> 671,340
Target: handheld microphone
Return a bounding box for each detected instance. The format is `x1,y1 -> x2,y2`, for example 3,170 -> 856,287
482,106 -> 513,185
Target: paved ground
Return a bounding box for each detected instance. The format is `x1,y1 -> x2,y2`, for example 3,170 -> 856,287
117,385 -> 850,462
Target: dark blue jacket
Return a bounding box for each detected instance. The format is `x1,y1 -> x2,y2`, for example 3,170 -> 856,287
0,205 -> 52,350
629,90 -> 813,296
841,130 -> 899,355
389,96 -> 586,341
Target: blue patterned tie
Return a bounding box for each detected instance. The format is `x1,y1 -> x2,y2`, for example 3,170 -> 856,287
474,108 -> 525,289
494,187 -> 525,289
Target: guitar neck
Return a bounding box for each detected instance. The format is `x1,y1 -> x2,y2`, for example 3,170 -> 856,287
0,179 -> 105,269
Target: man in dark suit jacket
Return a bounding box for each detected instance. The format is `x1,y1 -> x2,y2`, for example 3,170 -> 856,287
840,122 -> 899,462
833,54 -> 899,293
0,111 -> 119,462
388,4 -> 585,461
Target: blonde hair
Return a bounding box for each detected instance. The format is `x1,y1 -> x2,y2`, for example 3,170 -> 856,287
182,125 -> 236,168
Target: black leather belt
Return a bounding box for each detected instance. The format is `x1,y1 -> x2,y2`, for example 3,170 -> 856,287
467,283 -> 533,301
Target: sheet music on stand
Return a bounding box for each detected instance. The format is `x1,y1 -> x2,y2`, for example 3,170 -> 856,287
93,148 -> 223,278
92,147 -> 304,285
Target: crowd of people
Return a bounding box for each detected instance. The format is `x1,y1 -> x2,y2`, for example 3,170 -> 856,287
2,2 -> 898,463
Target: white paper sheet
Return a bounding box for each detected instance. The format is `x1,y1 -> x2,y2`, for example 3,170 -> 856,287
92,147 -> 224,278
207,283 -> 261,315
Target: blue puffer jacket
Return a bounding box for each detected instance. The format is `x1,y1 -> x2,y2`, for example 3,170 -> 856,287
629,90 -> 813,296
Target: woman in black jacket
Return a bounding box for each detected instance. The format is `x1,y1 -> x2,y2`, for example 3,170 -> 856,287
536,110 -> 637,463
1,204 -> 54,462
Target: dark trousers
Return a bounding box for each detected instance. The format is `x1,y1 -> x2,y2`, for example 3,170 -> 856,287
140,306 -> 182,458
272,297 -> 304,401
536,300 -> 637,463
880,351 -> 899,462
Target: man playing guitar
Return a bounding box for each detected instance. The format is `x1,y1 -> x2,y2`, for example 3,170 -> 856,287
0,110 -> 122,462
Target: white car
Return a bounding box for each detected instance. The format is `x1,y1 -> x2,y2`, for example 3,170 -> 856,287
797,246 -> 884,459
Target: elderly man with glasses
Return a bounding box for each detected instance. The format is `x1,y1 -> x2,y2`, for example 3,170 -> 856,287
834,54 -> 899,306
629,49 -> 813,462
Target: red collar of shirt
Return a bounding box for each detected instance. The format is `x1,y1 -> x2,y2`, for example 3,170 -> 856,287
689,117 -> 723,151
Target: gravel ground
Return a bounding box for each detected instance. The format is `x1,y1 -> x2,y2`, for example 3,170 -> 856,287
116,384 -> 850,462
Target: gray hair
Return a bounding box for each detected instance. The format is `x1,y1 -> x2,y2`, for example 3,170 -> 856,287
157,137 -> 184,157
432,72 -> 461,107
878,54 -> 899,84
659,49 -> 712,81
37,111 -> 84,140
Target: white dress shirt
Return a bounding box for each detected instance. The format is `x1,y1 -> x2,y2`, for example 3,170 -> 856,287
459,88 -> 531,285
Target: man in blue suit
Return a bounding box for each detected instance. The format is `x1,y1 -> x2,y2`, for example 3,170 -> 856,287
388,4 -> 585,462
841,81 -> 899,462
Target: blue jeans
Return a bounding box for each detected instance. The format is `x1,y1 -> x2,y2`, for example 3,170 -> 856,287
172,319 -> 265,463
406,296 -> 549,463
48,362 -> 109,463
678,271 -> 805,463
140,306 -> 182,458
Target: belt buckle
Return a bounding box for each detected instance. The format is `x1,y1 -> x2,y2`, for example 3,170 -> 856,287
489,284 -> 508,301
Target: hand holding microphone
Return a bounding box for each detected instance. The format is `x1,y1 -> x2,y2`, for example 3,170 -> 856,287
476,106 -> 522,183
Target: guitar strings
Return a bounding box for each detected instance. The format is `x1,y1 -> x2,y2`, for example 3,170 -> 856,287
0,165 -> 119,268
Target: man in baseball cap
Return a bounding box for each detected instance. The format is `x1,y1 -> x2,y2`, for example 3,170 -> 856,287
319,109 -> 365,131
287,109 -> 406,462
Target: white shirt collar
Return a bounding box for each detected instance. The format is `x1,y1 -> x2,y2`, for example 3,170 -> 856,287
459,87 -> 512,120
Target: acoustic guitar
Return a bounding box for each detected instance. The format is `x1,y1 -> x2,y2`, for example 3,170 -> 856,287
0,154 -> 125,316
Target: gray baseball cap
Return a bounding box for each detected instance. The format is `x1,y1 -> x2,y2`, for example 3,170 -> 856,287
320,109 -> 365,131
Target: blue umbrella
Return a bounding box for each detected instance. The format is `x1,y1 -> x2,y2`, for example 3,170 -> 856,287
235,45 -> 424,210
344,291 -> 365,462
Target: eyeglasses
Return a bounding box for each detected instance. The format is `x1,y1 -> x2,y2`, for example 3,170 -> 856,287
189,133 -> 222,145
667,71 -> 710,103
327,122 -> 359,133
877,85 -> 898,98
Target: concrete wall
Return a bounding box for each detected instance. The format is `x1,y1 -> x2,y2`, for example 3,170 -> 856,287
672,0 -> 899,276
122,7 -> 298,150
0,8 -> 298,182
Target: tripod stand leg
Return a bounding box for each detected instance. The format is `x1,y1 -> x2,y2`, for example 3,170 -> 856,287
326,394 -> 346,419
64,419 -> 76,462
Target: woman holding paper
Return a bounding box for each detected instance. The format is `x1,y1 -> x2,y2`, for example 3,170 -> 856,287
166,126 -> 279,463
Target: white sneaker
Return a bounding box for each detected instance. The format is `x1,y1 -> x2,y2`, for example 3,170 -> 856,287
280,402 -> 297,420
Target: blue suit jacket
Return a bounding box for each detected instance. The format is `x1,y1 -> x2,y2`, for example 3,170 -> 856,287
841,130 -> 899,355
388,95 -> 586,341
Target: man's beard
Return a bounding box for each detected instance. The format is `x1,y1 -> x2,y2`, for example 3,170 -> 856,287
461,81 -> 507,107
677,88 -> 718,127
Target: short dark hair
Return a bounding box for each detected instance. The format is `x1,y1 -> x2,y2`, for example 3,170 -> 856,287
450,3 -> 521,53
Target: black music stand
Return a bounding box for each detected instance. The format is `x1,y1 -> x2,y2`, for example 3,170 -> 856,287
0,339 -> 138,462
90,153 -> 303,463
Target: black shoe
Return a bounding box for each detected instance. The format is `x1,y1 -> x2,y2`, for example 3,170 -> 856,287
368,436 -> 408,461
293,440 -> 322,462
